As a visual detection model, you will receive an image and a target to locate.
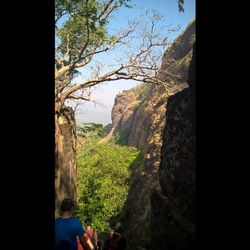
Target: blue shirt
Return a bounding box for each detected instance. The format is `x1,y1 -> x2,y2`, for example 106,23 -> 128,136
55,217 -> 84,250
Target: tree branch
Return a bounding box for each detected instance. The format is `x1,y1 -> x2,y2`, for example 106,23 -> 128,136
55,6 -> 180,109
74,29 -> 134,69
55,9 -> 67,25
97,0 -> 115,20
72,0 -> 90,66
68,95 -> 91,101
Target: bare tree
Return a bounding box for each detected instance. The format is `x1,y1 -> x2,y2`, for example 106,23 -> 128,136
55,0 -> 181,114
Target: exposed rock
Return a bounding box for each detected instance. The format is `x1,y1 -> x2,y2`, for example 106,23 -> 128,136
55,106 -> 77,215
112,90 -> 140,134
104,123 -> 112,134
110,20 -> 195,249
121,83 -> 188,250
157,20 -> 195,84
151,41 -> 196,250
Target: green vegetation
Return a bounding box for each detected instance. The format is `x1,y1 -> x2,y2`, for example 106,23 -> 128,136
132,82 -> 154,102
76,135 -> 143,232
128,100 -> 142,109
121,82 -> 154,111
138,82 -> 154,101
77,123 -> 107,138
114,128 -> 130,146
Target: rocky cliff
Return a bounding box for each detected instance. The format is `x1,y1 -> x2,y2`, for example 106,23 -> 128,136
157,20 -> 195,83
151,43 -> 195,250
110,20 -> 195,249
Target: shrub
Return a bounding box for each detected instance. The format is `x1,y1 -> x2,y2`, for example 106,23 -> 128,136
76,139 -> 143,232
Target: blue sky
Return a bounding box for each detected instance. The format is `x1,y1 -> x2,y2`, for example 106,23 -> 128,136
70,0 -> 196,126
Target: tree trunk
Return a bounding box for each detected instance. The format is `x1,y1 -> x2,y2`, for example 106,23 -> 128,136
55,65 -> 70,80
55,105 -> 77,216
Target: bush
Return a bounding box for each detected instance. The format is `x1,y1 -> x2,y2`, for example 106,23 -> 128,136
76,139 -> 143,232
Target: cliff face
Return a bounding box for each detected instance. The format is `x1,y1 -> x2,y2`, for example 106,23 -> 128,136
157,20 -> 195,83
111,20 -> 195,249
151,44 -> 196,249
112,90 -> 140,135
55,106 -> 77,215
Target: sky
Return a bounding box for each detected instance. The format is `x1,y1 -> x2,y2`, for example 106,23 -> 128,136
69,0 -> 196,126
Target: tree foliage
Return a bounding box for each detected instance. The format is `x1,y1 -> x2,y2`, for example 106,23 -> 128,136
56,0 -> 122,62
114,128 -> 130,145
76,137 -> 143,232
178,0 -> 185,12
77,122 -> 107,137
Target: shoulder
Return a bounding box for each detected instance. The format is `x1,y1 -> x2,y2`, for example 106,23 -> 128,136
70,216 -> 80,220
85,228 -> 93,234
88,228 -> 97,235
83,232 -> 89,241
55,217 -> 63,225
70,216 -> 82,223
63,217 -> 83,228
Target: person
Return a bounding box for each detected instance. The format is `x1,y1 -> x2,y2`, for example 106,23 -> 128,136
102,222 -> 127,250
78,218 -> 100,250
55,198 -> 94,250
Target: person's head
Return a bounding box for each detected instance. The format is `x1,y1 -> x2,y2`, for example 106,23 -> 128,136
113,221 -> 122,234
84,218 -> 92,227
60,198 -> 74,213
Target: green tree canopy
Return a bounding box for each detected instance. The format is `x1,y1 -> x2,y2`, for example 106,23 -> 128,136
76,138 -> 144,232
77,122 -> 107,137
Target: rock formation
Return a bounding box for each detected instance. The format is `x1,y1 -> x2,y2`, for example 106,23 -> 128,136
110,20 -> 195,249
151,42 -> 196,250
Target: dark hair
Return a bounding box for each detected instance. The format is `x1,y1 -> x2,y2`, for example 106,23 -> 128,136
60,198 -> 74,212
85,218 -> 92,226
113,222 -> 122,234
